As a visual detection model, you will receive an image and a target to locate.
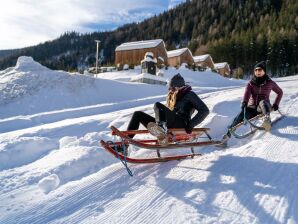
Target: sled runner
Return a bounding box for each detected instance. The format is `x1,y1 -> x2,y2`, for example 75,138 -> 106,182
100,125 -> 222,176
229,109 -> 284,139
100,140 -> 202,164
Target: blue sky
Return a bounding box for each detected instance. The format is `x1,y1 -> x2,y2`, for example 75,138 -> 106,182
0,0 -> 185,50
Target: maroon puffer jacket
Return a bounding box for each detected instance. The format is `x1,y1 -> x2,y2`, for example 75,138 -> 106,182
243,79 -> 283,107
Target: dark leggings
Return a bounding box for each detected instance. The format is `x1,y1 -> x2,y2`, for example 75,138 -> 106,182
154,102 -> 186,128
229,100 -> 271,128
127,102 -> 186,138
127,111 -> 155,134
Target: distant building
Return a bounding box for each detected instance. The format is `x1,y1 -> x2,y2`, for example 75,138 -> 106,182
167,48 -> 194,67
115,39 -> 167,68
214,62 -> 231,77
193,54 -> 215,69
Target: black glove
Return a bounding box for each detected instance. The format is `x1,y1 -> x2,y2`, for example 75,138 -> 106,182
185,123 -> 193,134
241,102 -> 248,110
272,104 -> 279,111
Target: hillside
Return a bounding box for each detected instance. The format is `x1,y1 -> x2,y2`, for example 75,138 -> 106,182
0,49 -> 20,59
0,57 -> 298,223
0,0 -> 297,76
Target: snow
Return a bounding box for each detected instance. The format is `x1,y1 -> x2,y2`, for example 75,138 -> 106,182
167,48 -> 191,58
130,73 -> 167,83
0,56 -> 298,224
38,174 -> 60,194
193,54 -> 211,62
115,39 -> 164,51
214,62 -> 229,69
141,53 -> 157,63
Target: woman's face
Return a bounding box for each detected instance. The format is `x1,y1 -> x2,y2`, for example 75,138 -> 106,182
168,86 -> 179,92
254,67 -> 265,77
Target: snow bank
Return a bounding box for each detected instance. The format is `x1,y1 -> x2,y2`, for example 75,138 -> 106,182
0,57 -> 244,120
163,67 -> 244,88
32,132 -> 117,187
0,137 -> 58,171
0,57 -> 166,119
15,56 -> 49,72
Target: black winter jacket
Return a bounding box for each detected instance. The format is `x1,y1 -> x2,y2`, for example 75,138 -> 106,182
174,91 -> 209,128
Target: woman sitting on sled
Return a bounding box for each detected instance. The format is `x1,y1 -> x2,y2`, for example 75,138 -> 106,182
224,61 -> 283,140
126,73 -> 209,142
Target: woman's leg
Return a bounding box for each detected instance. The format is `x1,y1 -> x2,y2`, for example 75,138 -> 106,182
257,100 -> 271,115
127,111 -> 155,138
224,107 -> 259,139
229,107 -> 259,129
154,102 -> 185,128
153,102 -> 168,124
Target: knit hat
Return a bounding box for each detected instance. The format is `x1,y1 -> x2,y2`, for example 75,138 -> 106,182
169,73 -> 185,88
254,61 -> 266,74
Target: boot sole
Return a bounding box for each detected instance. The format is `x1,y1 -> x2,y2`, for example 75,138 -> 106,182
147,122 -> 168,145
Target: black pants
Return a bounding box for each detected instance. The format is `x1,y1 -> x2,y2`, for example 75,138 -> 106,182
154,102 -> 186,128
229,100 -> 271,128
127,102 -> 186,138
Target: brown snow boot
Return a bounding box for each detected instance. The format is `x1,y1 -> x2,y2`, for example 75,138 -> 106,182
262,114 -> 271,131
147,122 -> 168,145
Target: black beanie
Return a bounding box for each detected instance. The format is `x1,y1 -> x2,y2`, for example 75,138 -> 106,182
169,73 -> 185,88
254,61 -> 266,74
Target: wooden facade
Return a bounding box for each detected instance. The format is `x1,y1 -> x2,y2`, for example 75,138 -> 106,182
115,39 -> 168,68
193,54 -> 215,69
167,48 -> 194,67
214,62 -> 231,77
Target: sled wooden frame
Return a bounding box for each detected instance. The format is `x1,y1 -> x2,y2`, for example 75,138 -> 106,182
110,126 -> 222,150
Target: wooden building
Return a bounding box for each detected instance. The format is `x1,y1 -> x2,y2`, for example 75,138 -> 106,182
214,62 -> 231,77
167,48 -> 194,67
115,39 -> 167,68
193,54 -> 215,69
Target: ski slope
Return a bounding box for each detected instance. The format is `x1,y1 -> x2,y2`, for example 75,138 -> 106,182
0,57 -> 298,224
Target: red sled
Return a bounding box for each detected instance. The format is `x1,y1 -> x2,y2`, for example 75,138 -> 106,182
100,126 -> 223,176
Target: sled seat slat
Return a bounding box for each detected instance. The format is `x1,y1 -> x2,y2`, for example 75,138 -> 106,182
112,127 -> 210,136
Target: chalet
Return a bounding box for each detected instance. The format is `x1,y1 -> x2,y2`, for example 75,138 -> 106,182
167,48 -> 194,67
193,54 -> 215,69
214,62 -> 231,77
115,39 -> 167,68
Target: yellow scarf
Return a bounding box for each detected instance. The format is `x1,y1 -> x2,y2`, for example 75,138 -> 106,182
166,90 -> 178,111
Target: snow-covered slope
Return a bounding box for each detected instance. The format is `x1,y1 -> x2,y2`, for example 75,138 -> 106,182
0,57 -> 297,224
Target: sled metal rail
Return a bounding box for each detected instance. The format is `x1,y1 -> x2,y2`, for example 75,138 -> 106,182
229,109 -> 284,139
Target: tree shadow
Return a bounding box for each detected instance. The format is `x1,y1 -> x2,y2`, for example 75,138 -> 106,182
271,115 -> 298,141
154,155 -> 298,223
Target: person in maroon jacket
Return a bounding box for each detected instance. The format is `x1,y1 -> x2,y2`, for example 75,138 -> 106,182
225,61 -> 283,138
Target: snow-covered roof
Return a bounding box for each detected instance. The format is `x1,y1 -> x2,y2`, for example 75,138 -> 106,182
193,54 -> 211,63
167,48 -> 192,58
214,62 -> 229,69
141,57 -> 157,63
145,52 -> 154,58
115,39 -> 164,51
